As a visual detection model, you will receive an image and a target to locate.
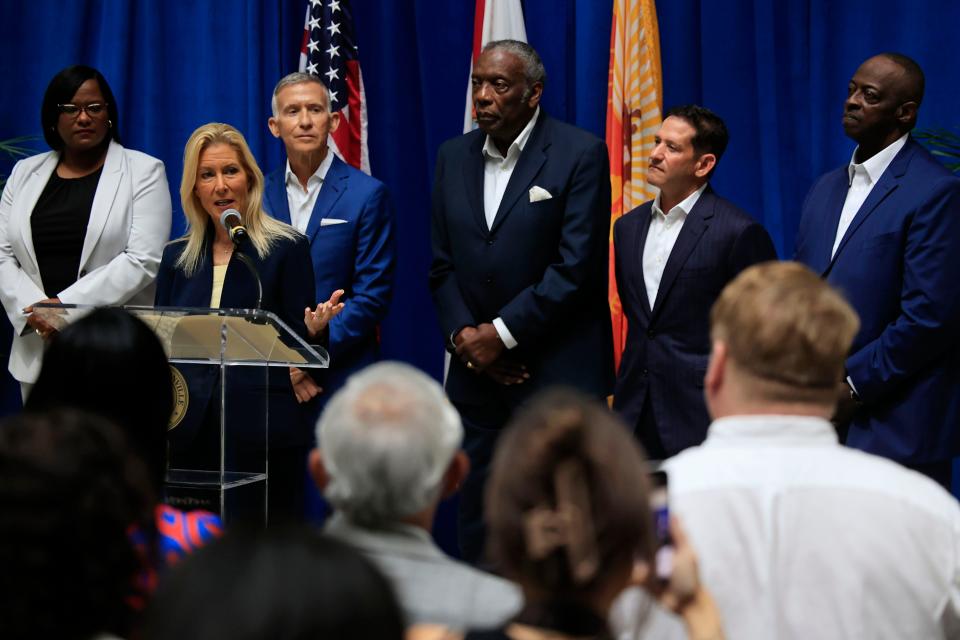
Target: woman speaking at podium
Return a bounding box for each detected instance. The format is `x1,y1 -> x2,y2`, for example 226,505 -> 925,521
0,65 -> 172,399
156,123 -> 340,521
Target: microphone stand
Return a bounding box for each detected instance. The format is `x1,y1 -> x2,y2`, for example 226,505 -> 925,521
230,231 -> 265,320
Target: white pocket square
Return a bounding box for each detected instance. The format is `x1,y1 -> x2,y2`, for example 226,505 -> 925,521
528,186 -> 553,203
320,218 -> 349,226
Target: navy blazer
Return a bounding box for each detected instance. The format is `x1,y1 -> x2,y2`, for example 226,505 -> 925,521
155,226 -> 318,447
612,187 -> 776,454
795,138 -> 960,464
263,156 -> 395,401
430,113 -> 614,406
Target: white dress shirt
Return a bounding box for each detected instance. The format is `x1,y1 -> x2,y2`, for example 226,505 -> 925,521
832,133 -> 908,257
481,107 -> 540,349
664,415 -> 960,640
284,151 -> 334,233
642,184 -> 706,306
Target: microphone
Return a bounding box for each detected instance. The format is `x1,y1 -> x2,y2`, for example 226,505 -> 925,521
218,208 -> 262,310
220,208 -> 248,244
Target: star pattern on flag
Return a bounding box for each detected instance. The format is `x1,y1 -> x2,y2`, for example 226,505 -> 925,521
301,0 -> 358,108
299,0 -> 368,172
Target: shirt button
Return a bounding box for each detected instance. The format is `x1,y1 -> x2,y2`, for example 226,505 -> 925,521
647,329 -> 654,338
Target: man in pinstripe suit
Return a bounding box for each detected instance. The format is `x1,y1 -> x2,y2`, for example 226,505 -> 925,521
613,105 -> 777,459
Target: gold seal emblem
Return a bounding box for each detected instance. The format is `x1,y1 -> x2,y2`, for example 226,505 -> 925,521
169,365 -> 189,430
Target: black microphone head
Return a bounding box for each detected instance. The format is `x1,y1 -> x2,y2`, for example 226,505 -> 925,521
220,208 -> 242,230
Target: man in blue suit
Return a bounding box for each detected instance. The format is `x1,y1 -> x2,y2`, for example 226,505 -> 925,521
613,105 -> 776,459
263,73 -> 396,413
795,53 -> 960,488
430,40 -> 613,563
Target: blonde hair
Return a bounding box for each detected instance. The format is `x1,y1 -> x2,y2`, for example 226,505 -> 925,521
710,261 -> 860,404
176,123 -> 298,275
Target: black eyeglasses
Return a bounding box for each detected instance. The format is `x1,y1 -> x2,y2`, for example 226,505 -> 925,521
57,103 -> 109,118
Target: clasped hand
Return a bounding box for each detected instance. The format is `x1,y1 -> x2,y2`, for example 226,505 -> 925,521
23,297 -> 63,340
455,323 -> 529,385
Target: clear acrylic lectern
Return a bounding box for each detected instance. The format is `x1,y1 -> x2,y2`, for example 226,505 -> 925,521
32,303 -> 329,524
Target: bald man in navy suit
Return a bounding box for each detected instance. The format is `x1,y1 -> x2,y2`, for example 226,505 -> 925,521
795,53 -> 960,488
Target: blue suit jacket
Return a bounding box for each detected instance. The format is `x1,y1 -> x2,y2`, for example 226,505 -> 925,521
430,113 -> 614,407
263,155 -> 396,398
612,187 -> 777,454
155,227 -> 318,447
795,138 -> 960,464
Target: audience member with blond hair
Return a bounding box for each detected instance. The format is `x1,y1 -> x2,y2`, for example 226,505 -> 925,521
664,261 -> 960,639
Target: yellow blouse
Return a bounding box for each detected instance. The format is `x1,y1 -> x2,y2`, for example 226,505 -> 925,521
210,264 -> 228,308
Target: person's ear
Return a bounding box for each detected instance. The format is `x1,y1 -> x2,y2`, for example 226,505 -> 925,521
440,450 -> 471,499
526,82 -> 543,108
694,153 -> 717,179
704,340 -> 726,398
267,116 -> 281,139
329,110 -> 341,133
308,448 -> 329,491
896,101 -> 918,129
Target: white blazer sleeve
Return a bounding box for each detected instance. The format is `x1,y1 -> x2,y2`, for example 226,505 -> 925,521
0,158 -> 48,334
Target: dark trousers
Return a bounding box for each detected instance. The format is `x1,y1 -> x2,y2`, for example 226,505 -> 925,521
635,396 -> 669,462
455,399 -> 513,566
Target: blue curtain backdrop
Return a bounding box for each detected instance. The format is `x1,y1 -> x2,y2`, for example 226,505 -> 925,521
1,0 -> 958,460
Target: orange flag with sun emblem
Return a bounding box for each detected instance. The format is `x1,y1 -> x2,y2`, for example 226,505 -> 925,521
606,0 -> 663,371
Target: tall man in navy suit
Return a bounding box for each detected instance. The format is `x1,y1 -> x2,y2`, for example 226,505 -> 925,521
263,73 -> 396,412
430,40 -> 613,562
613,106 -> 777,459
795,53 -> 960,488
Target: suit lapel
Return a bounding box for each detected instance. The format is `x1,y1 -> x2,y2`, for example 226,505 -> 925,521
829,141 -> 913,267
461,134 -> 487,233
631,208 -> 654,318
17,153 -> 60,274
817,172 -> 850,274
651,189 -> 714,320
264,166 -> 293,225
304,155 -> 348,243
489,115 -> 548,236
184,237 -> 215,307
80,141 -> 123,271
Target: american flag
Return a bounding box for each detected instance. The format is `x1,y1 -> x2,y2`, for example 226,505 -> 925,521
299,0 -> 370,174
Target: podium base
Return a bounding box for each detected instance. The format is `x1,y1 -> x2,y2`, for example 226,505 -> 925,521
164,469 -> 267,525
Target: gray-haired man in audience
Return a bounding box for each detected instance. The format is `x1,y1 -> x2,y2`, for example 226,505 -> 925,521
310,361 -> 522,629
664,261 -> 960,639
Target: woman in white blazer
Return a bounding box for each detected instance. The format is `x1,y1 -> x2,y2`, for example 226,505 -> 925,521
0,65 -> 171,393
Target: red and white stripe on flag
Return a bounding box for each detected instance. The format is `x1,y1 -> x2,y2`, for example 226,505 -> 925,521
463,0 -> 528,134
299,0 -> 370,174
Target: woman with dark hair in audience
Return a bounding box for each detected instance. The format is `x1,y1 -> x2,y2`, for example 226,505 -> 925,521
0,64 -> 172,398
414,389 -> 724,640
156,122 -> 341,520
25,307 -> 221,581
0,409 -> 154,640
144,527 -> 406,640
